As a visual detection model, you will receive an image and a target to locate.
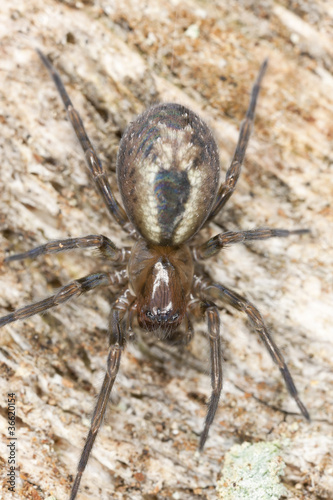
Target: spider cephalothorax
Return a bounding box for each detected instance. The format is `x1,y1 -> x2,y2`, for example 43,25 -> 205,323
128,241 -> 194,332
0,52 -> 309,500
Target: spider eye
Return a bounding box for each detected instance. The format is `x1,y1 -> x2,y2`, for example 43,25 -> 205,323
146,311 -> 154,319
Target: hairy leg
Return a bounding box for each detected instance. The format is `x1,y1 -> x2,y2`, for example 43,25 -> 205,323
208,60 -> 268,222
194,227 -> 309,260
5,234 -> 130,263
195,276 -> 309,419
0,269 -> 128,328
198,302 -> 223,450
69,300 -> 130,500
37,50 -> 133,233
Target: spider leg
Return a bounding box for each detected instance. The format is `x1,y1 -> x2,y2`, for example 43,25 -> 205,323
184,313 -> 194,345
0,270 -> 128,327
194,227 -> 309,260
208,60 -> 268,222
196,277 -> 310,420
125,301 -> 138,341
70,291 -> 134,500
36,50 -> 133,233
5,234 -> 129,263
198,302 -> 223,450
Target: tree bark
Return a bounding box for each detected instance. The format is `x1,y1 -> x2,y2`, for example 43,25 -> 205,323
0,1 -> 332,499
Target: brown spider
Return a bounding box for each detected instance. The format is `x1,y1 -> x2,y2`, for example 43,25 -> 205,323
0,51 -> 310,499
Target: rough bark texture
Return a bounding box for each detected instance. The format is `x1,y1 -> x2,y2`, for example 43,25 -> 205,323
0,1 -> 332,499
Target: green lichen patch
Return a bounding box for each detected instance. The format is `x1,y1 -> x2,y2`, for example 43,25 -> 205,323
216,441 -> 287,500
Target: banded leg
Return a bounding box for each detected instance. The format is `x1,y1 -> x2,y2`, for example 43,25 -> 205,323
199,279 -> 309,419
199,303 -> 223,450
37,50 -> 132,233
70,304 -> 127,500
195,227 -> 309,260
125,301 -> 138,341
208,60 -> 268,222
0,270 -> 127,328
5,234 -> 129,263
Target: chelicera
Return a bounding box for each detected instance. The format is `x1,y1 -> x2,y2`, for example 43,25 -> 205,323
0,51 -> 310,499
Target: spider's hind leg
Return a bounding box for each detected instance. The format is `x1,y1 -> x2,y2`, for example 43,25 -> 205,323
37,50 -> 133,234
208,60 -> 268,222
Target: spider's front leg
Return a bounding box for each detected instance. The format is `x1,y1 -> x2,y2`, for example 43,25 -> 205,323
196,301 -> 223,450
196,277 -> 309,420
70,289 -> 135,500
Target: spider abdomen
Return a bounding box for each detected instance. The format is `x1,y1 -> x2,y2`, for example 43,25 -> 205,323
117,103 -> 220,246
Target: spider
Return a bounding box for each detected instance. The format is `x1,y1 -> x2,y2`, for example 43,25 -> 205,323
0,51 -> 310,499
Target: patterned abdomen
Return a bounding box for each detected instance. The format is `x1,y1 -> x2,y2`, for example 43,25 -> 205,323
117,103 -> 220,245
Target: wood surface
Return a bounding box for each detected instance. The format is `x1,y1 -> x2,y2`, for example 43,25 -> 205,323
0,1 -> 332,499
